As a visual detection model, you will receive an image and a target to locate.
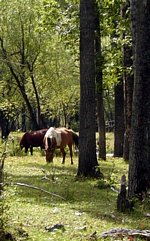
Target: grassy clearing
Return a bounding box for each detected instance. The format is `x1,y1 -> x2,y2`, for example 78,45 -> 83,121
2,133 -> 150,241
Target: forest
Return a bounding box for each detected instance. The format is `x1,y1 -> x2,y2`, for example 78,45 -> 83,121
0,0 -> 150,240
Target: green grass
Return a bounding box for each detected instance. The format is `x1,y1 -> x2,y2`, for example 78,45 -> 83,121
2,133 -> 150,241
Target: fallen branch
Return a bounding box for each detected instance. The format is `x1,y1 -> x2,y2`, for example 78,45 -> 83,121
100,228 -> 150,239
15,182 -> 66,200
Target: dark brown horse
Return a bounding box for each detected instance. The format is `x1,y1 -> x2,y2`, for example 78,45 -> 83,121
20,129 -> 48,155
43,127 -> 79,164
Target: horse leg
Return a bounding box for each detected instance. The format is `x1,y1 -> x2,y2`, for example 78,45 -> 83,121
25,147 -> 28,154
68,145 -> 73,165
60,148 -> 66,164
30,146 -> 33,155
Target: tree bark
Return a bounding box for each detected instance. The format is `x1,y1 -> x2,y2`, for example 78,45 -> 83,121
0,112 -> 10,139
123,69 -> 134,161
122,1 -> 134,161
77,0 -> 102,177
27,54 -> 42,128
0,145 -> 6,240
114,79 -> 125,157
128,1 -> 150,197
95,1 -> 106,160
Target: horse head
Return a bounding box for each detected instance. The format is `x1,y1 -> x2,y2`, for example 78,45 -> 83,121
45,137 -> 57,163
20,143 -> 24,150
20,132 -> 28,149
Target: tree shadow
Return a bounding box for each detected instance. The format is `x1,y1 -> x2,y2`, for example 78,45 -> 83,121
4,156 -> 150,231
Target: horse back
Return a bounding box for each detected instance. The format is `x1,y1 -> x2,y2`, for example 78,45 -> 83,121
30,129 -> 48,147
57,128 -> 78,147
20,129 -> 48,148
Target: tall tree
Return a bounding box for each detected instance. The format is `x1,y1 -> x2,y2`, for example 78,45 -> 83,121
77,0 -> 102,177
122,0 -> 134,161
128,0 -> 150,197
111,3 -> 125,158
95,1 -> 106,160
123,46 -> 134,160
114,79 -> 125,157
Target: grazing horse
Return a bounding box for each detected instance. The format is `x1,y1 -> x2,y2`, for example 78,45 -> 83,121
20,129 -> 48,155
43,127 -> 79,164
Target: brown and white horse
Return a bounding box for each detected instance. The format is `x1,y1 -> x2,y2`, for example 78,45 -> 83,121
43,127 -> 79,164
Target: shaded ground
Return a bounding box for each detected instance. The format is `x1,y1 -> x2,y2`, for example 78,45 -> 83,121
3,152 -> 150,241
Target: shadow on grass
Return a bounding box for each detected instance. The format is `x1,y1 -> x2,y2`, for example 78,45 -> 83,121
4,155 -> 150,231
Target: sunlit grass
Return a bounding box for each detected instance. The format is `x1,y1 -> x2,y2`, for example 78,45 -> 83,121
1,132 -> 149,240
3,149 -> 150,241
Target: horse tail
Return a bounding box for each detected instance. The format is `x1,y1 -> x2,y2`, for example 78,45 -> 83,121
71,131 -> 79,148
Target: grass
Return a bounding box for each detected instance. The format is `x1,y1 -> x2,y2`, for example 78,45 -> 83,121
1,132 -> 150,241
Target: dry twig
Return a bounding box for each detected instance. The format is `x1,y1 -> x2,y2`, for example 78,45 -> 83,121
15,182 -> 66,200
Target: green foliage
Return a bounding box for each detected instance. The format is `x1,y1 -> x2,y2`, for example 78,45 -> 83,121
95,179 -> 110,189
6,134 -> 23,157
0,0 -> 80,127
0,64 -> 22,121
0,0 -> 132,127
101,0 -> 132,87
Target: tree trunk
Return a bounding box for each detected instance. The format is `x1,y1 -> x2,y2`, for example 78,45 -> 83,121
122,1 -> 134,161
123,69 -> 134,161
0,36 -> 40,131
0,169 -> 5,240
95,2 -> 106,160
77,0 -> 102,178
16,73 -> 40,130
0,147 -> 6,240
128,0 -> 150,197
114,79 -> 125,157
27,59 -> 42,128
0,112 -> 10,139
21,106 -> 26,132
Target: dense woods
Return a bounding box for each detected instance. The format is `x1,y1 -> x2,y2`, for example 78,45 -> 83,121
0,0 -> 150,239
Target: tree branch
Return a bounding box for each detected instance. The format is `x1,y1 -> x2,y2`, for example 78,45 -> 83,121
14,182 -> 66,200
100,228 -> 150,239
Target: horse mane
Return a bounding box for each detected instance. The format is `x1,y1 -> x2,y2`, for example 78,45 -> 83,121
45,127 -> 61,147
47,137 -> 51,150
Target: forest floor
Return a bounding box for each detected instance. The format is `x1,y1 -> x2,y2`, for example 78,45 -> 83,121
1,132 -> 150,241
